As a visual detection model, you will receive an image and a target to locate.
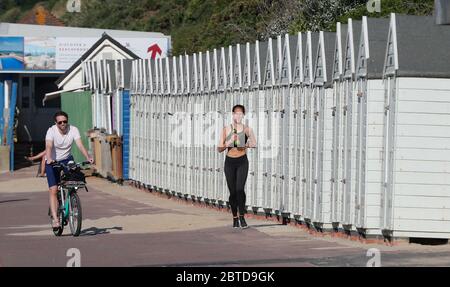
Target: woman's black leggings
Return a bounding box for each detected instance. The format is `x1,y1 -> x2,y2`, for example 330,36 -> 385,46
224,154 -> 249,217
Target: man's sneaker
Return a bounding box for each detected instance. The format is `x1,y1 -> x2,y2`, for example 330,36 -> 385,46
233,217 -> 240,228
239,216 -> 248,229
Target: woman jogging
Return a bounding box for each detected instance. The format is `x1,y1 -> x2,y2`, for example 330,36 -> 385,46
217,105 -> 256,229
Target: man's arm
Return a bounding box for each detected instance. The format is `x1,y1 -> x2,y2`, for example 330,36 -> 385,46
75,138 -> 93,163
45,140 -> 54,164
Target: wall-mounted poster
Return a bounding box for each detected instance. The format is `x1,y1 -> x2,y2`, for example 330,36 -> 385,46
0,37 -> 25,70
24,37 -> 56,70
1,35 -> 171,71
56,38 -> 97,70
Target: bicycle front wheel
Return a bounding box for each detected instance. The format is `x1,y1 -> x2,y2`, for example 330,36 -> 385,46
68,192 -> 82,236
51,207 -> 64,236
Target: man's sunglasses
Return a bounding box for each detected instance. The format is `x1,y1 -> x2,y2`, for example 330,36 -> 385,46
57,120 -> 68,125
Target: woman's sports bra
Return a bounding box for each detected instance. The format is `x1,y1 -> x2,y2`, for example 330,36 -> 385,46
225,124 -> 248,148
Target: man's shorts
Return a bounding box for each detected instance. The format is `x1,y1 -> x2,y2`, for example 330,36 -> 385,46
45,155 -> 74,188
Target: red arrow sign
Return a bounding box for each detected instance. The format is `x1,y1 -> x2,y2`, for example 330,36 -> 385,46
147,44 -> 162,59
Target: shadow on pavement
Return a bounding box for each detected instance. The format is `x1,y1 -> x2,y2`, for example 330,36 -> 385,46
0,199 -> 30,204
248,223 -> 283,228
79,226 -> 123,236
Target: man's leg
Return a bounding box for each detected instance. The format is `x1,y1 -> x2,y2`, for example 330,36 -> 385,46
49,185 -> 59,221
45,163 -> 60,225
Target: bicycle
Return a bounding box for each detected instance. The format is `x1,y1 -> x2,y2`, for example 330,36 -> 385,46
48,160 -> 91,237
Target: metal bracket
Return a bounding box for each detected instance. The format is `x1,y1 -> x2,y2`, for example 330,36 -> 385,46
314,111 -> 319,120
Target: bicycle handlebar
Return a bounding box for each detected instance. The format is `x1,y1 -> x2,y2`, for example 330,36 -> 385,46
50,160 -> 91,169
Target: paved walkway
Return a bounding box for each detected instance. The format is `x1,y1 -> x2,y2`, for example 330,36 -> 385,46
1,166 -> 450,267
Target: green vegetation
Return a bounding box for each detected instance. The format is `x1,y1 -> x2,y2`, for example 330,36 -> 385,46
0,0 -> 435,55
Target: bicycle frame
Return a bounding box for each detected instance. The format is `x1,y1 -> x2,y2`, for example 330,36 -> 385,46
58,186 -> 78,221
53,160 -> 89,221
50,160 -> 90,236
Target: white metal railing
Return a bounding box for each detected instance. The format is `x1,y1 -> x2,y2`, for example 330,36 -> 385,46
79,13 -> 450,240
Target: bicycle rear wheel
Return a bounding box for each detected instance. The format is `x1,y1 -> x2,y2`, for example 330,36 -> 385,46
68,192 -> 82,236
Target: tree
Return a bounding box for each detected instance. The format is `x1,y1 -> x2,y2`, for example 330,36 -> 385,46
289,0 -> 367,32
256,0 -> 303,39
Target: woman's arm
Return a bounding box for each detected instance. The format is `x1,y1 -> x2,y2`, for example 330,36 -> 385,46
217,127 -> 232,153
245,126 -> 257,148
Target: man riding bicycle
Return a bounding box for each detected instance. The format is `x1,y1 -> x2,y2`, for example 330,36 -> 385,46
45,111 -> 93,229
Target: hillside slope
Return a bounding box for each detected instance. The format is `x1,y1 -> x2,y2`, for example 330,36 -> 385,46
0,0 -> 435,55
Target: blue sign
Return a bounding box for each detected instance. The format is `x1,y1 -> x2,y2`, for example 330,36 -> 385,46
0,37 -> 25,70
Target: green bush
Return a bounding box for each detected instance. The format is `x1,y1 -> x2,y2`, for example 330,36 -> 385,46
0,7 -> 21,22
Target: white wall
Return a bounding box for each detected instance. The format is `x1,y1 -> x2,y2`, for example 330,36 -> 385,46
359,79 -> 385,235
392,77 -> 450,238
